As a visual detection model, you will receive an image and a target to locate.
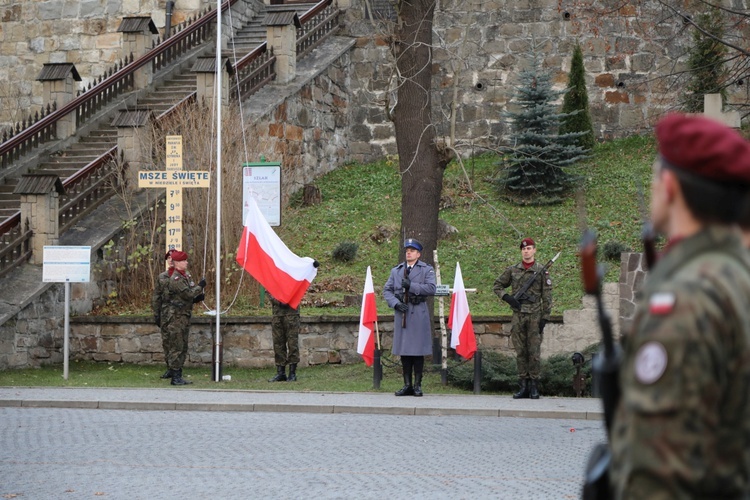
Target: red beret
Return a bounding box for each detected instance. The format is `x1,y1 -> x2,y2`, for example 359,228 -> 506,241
171,250 -> 188,262
520,238 -> 535,249
656,113 -> 750,184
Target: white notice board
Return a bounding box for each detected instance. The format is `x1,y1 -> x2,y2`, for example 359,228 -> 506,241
43,246 -> 91,283
242,163 -> 281,227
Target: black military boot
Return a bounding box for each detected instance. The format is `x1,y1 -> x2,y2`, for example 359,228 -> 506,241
529,379 -> 540,399
287,364 -> 297,382
160,368 -> 173,379
395,372 -> 414,396
268,365 -> 287,382
170,369 -> 192,386
513,378 -> 529,399
413,373 -> 423,397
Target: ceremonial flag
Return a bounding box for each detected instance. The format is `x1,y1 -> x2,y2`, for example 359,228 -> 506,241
448,262 -> 477,360
236,197 -> 317,309
357,266 -> 377,366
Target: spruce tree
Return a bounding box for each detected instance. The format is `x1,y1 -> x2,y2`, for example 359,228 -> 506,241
560,44 -> 595,151
683,7 -> 728,113
496,56 -> 587,205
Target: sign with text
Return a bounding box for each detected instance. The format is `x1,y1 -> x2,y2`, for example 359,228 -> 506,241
43,246 -> 91,283
137,135 -> 210,254
242,162 -> 281,227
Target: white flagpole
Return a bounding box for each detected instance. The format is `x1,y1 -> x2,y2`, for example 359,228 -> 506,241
213,0 -> 223,382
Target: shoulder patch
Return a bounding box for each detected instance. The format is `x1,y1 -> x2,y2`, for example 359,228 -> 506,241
649,292 -> 676,315
634,341 -> 668,385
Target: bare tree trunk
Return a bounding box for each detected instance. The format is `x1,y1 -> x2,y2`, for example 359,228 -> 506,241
391,0 -> 448,266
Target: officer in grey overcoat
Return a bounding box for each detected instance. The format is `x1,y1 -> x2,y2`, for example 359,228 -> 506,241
383,238 -> 436,396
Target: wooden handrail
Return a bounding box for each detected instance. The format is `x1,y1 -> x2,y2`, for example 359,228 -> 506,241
0,0 -> 238,161
233,43 -> 268,72
299,0 -> 333,24
62,146 -> 118,188
0,212 -> 20,236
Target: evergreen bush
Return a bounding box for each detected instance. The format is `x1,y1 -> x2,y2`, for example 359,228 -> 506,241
601,240 -> 632,262
560,44 -> 596,151
445,343 -> 600,396
331,241 -> 359,262
682,7 -> 728,113
495,53 -> 587,205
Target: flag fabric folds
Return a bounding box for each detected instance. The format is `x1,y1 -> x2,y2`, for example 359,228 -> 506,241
236,197 -> 317,309
448,262 -> 477,360
357,266 -> 377,366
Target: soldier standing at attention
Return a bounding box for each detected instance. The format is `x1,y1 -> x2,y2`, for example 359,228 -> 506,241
493,238 -> 552,399
151,249 -> 175,380
267,295 -> 301,382
163,250 -> 205,386
609,114 -> 750,498
383,238 -> 436,397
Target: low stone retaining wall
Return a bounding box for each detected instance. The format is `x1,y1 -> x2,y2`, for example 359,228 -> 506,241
67,306 -> 603,368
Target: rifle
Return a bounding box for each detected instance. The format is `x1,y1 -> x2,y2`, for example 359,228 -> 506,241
580,228 -> 622,500
637,180 -> 658,270
512,251 -> 561,304
402,264 -> 409,328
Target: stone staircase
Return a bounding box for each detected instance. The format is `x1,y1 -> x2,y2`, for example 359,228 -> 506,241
0,3 -> 316,226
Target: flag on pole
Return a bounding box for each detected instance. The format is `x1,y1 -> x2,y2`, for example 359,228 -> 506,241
357,266 -> 377,366
236,197 -> 317,309
448,262 -> 477,360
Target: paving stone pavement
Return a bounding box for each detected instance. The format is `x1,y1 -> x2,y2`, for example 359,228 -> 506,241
0,387 -> 605,420
0,389 -> 607,499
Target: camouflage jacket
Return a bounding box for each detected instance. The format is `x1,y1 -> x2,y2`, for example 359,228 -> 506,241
610,226 -> 750,498
163,270 -> 203,319
270,296 -> 300,317
150,269 -> 171,326
493,261 -> 552,318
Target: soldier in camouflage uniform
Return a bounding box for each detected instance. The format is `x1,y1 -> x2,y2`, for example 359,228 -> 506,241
162,250 -> 205,386
493,238 -> 552,399
268,295 -> 300,382
151,249 -> 175,380
609,114 -> 750,498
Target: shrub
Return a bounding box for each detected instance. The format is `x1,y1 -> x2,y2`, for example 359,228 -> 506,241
445,343 -> 601,396
331,241 -> 359,262
601,240 -> 632,262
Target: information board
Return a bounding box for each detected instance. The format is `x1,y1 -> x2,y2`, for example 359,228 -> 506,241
42,246 -> 91,283
242,162 -> 282,227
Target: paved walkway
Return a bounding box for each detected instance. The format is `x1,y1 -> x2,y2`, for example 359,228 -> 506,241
0,387 -> 604,420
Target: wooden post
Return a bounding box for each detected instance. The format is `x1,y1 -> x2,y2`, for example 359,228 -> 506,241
137,135 -> 210,254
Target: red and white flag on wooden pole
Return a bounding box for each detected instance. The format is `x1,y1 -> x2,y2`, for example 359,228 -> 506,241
357,266 -> 378,366
448,262 -> 477,360
236,197 -> 318,309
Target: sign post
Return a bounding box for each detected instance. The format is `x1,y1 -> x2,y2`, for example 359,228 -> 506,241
138,135 -> 211,254
43,246 -> 91,380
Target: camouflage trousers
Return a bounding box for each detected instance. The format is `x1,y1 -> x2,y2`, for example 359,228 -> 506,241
510,312 -> 543,379
272,314 -> 300,366
164,314 -> 190,371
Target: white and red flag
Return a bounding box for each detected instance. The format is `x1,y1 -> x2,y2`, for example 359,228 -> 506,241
357,266 -> 378,366
448,262 -> 477,360
236,197 -> 318,309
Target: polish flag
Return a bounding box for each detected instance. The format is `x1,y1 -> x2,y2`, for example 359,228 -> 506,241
448,262 -> 477,360
357,266 -> 377,366
236,197 -> 318,309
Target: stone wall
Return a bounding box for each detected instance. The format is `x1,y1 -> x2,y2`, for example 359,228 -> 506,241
2,279 -> 617,370
342,0 -> 750,163
241,43 -> 353,203
4,0 -> 750,154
